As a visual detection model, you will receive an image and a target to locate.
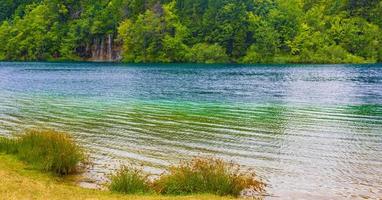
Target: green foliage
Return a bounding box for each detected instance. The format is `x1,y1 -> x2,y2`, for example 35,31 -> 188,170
247,13 -> 280,61
242,45 -> 265,64
0,0 -> 382,63
0,0 -> 41,21
0,129 -> 85,175
186,43 -> 229,64
153,157 -> 265,197
200,1 -> 249,58
118,2 -> 188,63
0,3 -> 62,60
287,25 -> 366,64
109,166 -> 153,194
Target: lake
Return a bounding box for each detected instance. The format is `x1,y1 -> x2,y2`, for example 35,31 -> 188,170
0,62 -> 381,199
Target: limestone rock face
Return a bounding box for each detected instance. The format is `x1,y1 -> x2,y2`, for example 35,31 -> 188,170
88,34 -> 121,62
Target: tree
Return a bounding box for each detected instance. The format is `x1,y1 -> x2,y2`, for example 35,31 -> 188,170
201,1 -> 250,59
118,2 -> 188,63
0,0 -> 382,63
0,3 -> 62,60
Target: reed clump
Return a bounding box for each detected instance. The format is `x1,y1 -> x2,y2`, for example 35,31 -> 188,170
110,157 -> 265,197
0,129 -> 85,175
0,137 -> 18,153
153,157 -> 265,197
109,166 -> 153,194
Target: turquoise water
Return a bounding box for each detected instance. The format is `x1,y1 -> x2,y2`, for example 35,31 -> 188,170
0,62 -> 381,199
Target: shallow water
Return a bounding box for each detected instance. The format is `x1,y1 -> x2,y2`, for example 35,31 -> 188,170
0,62 -> 381,199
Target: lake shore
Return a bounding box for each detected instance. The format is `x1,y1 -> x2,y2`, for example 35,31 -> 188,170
1,62 -> 381,199
0,154 -> 233,200
0,129 -> 265,198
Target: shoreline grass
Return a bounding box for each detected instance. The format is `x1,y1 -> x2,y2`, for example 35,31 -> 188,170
0,153 -> 232,200
153,158 -> 265,197
1,129 -> 265,198
109,166 -> 154,194
110,158 -> 265,198
0,129 -> 85,175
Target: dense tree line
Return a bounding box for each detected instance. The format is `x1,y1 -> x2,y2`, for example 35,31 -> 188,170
0,0 -> 381,63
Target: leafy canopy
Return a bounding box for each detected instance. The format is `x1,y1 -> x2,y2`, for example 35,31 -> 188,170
0,0 -> 381,63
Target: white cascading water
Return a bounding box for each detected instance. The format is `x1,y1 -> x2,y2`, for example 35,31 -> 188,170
108,34 -> 112,61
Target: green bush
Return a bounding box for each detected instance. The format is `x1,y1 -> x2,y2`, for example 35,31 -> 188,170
109,166 -> 153,194
0,129 -> 85,175
241,45 -> 262,64
186,43 -> 229,64
153,157 -> 265,197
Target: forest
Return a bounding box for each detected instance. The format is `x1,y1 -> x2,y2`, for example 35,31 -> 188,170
0,0 -> 381,64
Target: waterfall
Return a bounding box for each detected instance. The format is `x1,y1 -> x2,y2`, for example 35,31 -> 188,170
100,37 -> 104,61
89,35 -> 116,61
85,43 -> 90,56
92,38 -> 97,59
108,34 -> 113,61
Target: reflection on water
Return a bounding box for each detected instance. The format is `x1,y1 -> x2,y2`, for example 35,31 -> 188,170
0,62 -> 381,199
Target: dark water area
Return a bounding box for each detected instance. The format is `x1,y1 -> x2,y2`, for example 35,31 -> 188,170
0,62 -> 381,199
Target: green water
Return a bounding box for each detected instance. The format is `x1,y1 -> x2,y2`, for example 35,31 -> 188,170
0,62 -> 381,199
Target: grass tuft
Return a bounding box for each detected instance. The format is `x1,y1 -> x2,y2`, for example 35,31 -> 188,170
0,129 -> 85,175
0,137 -> 18,153
153,157 -> 265,197
109,166 -> 153,194
2,130 -> 266,197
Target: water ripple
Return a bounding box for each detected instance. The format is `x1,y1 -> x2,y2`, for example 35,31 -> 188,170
0,62 -> 381,199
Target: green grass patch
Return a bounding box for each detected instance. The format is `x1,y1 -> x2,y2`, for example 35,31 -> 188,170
110,157 -> 265,197
0,129 -> 85,175
1,130 -> 265,198
109,166 -> 153,194
0,154 -> 232,200
0,137 -> 18,153
153,157 -> 265,197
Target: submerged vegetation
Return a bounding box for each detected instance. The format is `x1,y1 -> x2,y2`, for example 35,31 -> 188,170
0,129 -> 85,175
0,0 -> 381,63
